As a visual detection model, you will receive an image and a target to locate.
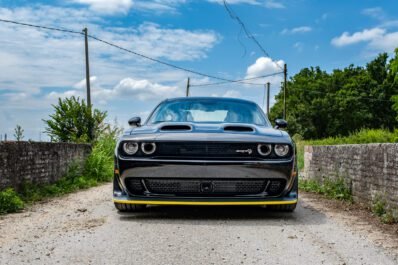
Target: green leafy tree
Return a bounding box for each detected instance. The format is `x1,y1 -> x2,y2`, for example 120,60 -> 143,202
13,124 -> 24,141
43,96 -> 107,143
270,52 -> 398,139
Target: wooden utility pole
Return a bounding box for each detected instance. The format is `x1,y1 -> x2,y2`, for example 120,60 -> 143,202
186,77 -> 190,97
266,82 -> 270,115
283,63 -> 287,120
83,28 -> 91,107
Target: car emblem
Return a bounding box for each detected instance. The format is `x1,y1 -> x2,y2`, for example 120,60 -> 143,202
236,149 -> 252,155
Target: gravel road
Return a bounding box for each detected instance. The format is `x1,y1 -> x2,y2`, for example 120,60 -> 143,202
0,183 -> 397,265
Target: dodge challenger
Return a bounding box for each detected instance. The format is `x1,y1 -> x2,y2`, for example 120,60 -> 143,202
113,97 -> 298,212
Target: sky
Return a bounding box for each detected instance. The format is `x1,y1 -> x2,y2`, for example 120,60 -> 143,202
0,0 -> 398,140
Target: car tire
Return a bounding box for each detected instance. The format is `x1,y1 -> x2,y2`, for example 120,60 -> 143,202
267,203 -> 297,212
114,202 -> 146,212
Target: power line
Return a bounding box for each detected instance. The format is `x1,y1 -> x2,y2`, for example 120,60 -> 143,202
0,18 -> 82,35
222,0 -> 284,71
190,71 -> 283,87
0,18 -> 276,85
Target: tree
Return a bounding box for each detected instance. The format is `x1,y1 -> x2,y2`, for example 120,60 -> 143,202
270,52 -> 398,139
14,125 -> 24,141
43,96 -> 107,143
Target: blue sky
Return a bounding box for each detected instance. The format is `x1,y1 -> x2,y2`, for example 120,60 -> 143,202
0,0 -> 398,140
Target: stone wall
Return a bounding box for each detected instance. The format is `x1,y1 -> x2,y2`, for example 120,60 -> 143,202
0,142 -> 91,191
304,144 -> 398,207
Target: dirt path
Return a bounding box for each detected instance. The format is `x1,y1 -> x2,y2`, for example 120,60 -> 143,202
0,184 -> 397,265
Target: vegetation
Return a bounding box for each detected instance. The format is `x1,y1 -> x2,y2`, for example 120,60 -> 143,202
13,124 -> 24,141
299,177 -> 352,202
295,128 -> 398,170
270,49 -> 398,139
43,96 -> 108,143
0,132 -> 116,213
371,194 -> 398,224
0,188 -> 24,214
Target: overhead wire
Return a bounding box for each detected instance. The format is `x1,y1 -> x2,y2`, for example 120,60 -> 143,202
0,18 -> 275,85
222,0 -> 284,71
0,18 -> 392,103
190,71 -> 284,87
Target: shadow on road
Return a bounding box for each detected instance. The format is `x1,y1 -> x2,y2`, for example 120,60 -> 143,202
117,202 -> 327,226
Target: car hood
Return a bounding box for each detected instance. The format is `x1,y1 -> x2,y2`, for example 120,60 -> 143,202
122,122 -> 291,143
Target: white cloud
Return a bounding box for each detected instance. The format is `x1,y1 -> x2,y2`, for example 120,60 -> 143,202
246,57 -> 284,78
362,7 -> 385,20
107,78 -> 181,100
367,31 -> 398,52
73,76 -> 98,89
0,5 -> 219,95
293,42 -> 303,52
281,26 -> 312,35
207,0 -> 284,9
264,0 -> 284,9
71,0 -> 133,14
208,0 -> 259,5
331,28 -> 385,47
48,77 -> 182,102
134,0 -> 187,13
331,27 -> 398,55
0,5 -> 221,139
245,57 -> 284,89
223,90 -> 241,98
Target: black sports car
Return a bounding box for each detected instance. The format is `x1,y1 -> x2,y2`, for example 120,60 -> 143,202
113,97 -> 298,212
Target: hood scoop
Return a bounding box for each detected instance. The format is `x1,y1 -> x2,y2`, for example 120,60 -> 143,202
160,124 -> 192,131
223,125 -> 254,132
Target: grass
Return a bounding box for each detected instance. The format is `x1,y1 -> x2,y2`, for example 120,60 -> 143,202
299,177 -> 353,202
371,194 -> 398,224
295,129 -> 398,171
0,188 -> 24,214
0,133 -> 116,213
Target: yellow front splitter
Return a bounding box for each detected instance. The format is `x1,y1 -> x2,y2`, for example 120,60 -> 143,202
113,199 -> 297,206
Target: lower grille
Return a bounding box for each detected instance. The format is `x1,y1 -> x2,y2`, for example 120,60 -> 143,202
125,178 -> 145,194
124,178 -> 286,196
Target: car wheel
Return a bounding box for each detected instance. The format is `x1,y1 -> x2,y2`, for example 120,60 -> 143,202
114,202 -> 146,212
267,203 -> 297,212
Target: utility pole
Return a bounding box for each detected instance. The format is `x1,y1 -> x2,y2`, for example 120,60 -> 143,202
266,82 -> 270,115
283,63 -> 287,120
83,28 -> 91,107
186,77 -> 190,97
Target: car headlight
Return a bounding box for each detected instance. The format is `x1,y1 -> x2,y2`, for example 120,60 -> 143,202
141,142 -> 156,155
123,142 -> 139,155
274,144 -> 290,157
257,144 -> 272,156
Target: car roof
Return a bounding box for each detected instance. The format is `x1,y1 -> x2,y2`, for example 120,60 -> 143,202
163,97 -> 257,105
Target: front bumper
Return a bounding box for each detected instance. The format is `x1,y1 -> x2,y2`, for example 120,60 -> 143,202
114,157 -> 298,206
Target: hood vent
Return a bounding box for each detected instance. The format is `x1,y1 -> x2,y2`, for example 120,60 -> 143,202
160,125 -> 192,131
223,126 -> 254,132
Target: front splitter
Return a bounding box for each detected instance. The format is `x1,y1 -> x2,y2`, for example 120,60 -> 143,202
113,196 -> 297,206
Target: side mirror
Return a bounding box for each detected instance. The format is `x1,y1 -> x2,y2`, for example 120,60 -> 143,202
275,119 -> 288,129
128,116 -> 141,127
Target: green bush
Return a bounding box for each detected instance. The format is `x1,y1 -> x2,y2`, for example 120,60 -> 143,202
299,177 -> 352,202
0,188 -> 24,214
1,130 -> 118,213
83,133 -> 115,182
371,194 -> 398,224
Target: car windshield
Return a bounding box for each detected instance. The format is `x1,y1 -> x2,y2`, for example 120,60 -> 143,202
147,99 -> 269,126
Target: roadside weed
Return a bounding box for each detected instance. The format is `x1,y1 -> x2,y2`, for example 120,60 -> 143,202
0,188 -> 24,214
299,177 -> 352,202
371,194 -> 398,224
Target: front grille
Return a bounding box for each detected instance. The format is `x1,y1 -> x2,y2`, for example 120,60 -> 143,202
156,142 -> 258,159
124,178 -> 286,197
125,178 -> 145,194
